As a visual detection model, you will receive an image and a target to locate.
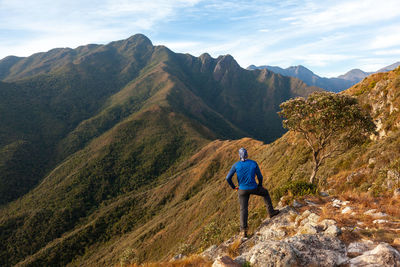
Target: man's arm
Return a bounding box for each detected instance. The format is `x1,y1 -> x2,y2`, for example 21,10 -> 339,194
255,163 -> 263,186
226,163 -> 237,189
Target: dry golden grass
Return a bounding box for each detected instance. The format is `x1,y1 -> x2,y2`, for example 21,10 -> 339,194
126,255 -> 212,267
227,238 -> 242,258
314,190 -> 400,245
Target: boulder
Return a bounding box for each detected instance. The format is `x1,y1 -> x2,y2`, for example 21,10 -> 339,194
285,234 -> 347,266
212,256 -> 241,267
242,240 -> 299,267
347,240 -> 375,257
241,234 -> 347,267
348,243 -> 400,266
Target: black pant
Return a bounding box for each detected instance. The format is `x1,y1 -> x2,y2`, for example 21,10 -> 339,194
238,186 -> 274,230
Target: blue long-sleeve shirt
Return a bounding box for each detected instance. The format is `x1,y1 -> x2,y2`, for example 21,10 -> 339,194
225,159 -> 263,190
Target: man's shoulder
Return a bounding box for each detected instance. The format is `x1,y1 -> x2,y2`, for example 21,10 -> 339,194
246,159 -> 258,165
237,159 -> 258,166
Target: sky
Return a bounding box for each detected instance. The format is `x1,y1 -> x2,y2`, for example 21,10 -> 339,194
1,0 -> 400,77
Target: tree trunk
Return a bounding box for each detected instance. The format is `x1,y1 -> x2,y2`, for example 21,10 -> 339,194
309,151 -> 320,184
309,167 -> 318,184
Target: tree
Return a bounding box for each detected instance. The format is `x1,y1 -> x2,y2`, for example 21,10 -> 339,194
279,92 -> 376,185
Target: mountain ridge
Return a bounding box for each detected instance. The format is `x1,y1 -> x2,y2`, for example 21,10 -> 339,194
248,62 -> 399,92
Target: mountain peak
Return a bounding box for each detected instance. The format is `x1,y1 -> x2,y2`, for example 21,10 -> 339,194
213,54 -> 240,81
338,69 -> 370,82
125,34 -> 153,46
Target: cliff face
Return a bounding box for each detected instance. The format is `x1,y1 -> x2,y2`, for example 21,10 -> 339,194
345,67 -> 400,138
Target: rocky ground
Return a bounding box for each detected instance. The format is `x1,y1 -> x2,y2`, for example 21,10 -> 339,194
197,193 -> 400,267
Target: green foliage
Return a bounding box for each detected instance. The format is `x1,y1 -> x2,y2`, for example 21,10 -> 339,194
279,91 -> 376,184
273,180 -> 317,202
200,222 -> 222,248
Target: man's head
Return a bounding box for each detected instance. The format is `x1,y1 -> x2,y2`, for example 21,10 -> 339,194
238,147 -> 248,161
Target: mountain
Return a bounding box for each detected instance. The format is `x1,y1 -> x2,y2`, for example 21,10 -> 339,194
247,64 -> 354,92
337,68 -> 372,83
0,34 -> 319,266
248,62 -> 400,92
376,61 -> 400,73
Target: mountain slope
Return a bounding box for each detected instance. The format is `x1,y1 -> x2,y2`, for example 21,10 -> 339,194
0,34 -> 319,266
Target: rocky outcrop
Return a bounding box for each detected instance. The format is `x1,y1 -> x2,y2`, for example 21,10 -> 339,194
204,201 -> 400,267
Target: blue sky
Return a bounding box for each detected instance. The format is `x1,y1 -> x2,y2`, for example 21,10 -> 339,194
1,0 -> 400,77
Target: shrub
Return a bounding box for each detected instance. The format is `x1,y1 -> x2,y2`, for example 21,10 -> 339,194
273,180 -> 317,202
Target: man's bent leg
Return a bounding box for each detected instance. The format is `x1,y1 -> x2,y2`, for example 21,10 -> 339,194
253,186 -> 278,216
238,190 -> 250,231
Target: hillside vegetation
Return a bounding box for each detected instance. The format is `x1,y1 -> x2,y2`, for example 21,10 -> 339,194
0,35 -> 319,266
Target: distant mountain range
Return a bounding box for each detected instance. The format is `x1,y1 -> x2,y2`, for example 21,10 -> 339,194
247,62 -> 400,92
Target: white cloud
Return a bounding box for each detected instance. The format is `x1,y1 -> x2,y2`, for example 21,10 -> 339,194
374,49 -> 400,56
0,0 -> 399,77
370,24 -> 400,49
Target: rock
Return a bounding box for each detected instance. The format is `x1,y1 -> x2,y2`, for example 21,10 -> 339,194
364,209 -> 377,215
171,254 -> 185,261
348,243 -> 400,266
308,213 -> 320,224
394,188 -> 400,198
341,206 -> 353,214
347,240 -> 375,257
320,219 -> 336,230
332,199 -> 343,208
212,256 -> 241,267
324,225 -> 342,237
292,199 -> 303,208
286,234 -> 347,266
393,238 -> 400,246
373,219 -> 389,224
304,199 -> 318,206
241,234 -> 347,267
364,209 -> 388,218
298,222 -> 318,235
244,241 -> 299,267
301,210 -> 312,218
319,191 -> 329,197
202,245 -> 218,260
387,170 -> 400,189
368,158 -> 376,166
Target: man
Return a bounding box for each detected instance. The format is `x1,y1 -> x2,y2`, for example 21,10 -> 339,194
226,147 -> 279,238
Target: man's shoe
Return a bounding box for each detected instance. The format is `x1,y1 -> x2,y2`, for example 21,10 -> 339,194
268,209 -> 280,219
239,229 -> 248,238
